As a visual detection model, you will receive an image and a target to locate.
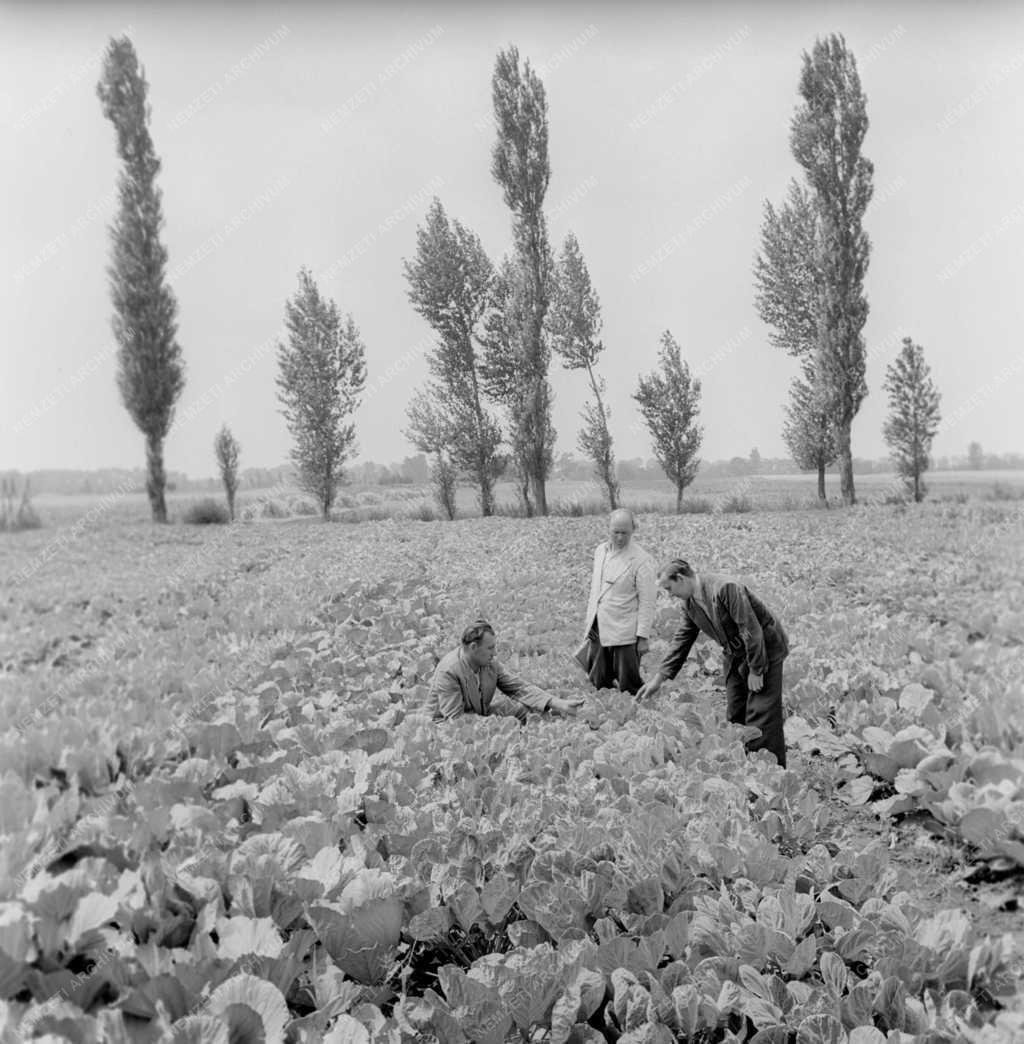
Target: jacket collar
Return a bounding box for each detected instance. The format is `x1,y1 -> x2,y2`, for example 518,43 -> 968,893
685,575 -> 727,645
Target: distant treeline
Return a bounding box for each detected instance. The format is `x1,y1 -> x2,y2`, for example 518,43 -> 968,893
8,448 -> 1022,497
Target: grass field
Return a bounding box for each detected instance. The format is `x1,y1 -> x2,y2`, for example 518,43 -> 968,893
1,500 -> 1023,1038
24,468 -> 1024,529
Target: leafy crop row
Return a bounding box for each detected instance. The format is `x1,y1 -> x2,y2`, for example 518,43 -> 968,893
1,504 -> 1021,1040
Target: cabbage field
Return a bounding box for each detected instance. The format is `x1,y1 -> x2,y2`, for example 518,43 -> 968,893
1,501 -> 1022,1042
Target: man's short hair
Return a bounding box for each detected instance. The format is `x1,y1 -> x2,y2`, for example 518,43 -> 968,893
610,507 -> 637,530
660,558 -> 695,581
461,619 -> 495,646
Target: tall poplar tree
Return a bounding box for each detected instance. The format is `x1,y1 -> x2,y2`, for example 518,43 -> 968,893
97,36 -> 184,523
791,34 -> 873,505
548,232 -> 619,508
485,45 -> 556,515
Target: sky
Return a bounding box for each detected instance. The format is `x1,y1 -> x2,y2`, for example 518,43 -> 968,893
2,0 -> 1023,479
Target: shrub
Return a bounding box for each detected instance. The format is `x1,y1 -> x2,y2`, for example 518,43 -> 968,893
720,494 -> 754,514
989,481 -> 1024,501
493,501 -> 529,518
14,499 -> 43,530
677,497 -> 714,514
331,505 -> 394,524
774,493 -> 818,512
627,498 -> 674,515
0,477 -> 42,531
550,498 -> 606,517
290,498 -> 319,516
183,498 -> 229,525
406,502 -> 441,522
260,499 -> 290,519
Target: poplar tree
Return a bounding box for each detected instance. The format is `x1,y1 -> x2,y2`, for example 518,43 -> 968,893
754,181 -> 835,502
548,232 -> 618,508
214,425 -> 240,521
753,179 -> 818,360
791,34 -> 874,505
633,332 -> 703,512
782,363 -> 836,501
485,45 -> 556,515
883,338 -> 941,503
480,257 -> 543,515
404,392 -> 458,520
97,36 -> 184,523
276,269 -> 367,520
403,199 -> 503,515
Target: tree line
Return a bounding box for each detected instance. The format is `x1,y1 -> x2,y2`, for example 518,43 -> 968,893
96,32 -> 945,524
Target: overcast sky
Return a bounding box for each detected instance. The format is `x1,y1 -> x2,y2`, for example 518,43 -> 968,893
2,0 -> 1023,478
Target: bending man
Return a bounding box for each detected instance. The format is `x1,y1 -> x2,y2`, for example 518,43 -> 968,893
637,558 -> 789,767
432,620 -> 584,722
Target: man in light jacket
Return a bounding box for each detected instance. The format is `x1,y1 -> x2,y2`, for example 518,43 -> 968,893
432,620 -> 584,723
579,509 -> 657,695
637,558 -> 789,767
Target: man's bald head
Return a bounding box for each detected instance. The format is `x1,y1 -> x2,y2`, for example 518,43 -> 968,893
608,508 -> 636,550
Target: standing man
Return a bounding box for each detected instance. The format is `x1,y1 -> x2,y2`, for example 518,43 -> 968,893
637,558 -> 789,767
579,509 -> 657,695
432,620 -> 584,723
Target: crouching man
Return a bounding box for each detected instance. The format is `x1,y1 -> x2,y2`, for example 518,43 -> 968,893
432,620 -> 584,723
637,559 -> 789,767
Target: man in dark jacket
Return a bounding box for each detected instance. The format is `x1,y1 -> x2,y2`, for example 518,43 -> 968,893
636,558 -> 789,767
432,620 -> 584,723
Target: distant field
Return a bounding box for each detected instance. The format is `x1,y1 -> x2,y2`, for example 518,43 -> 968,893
542,469 -> 1024,512
25,468 -> 1024,528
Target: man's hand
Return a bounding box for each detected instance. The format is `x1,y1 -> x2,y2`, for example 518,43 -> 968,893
549,695 -> 585,716
636,674 -> 663,701
636,637 -> 650,657
748,671 -> 764,693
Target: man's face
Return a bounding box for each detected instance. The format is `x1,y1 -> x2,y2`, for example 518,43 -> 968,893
608,513 -> 633,551
659,573 -> 692,600
468,632 -> 497,668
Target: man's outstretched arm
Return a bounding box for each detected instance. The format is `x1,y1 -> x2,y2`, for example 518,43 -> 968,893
657,612 -> 701,681
637,612 -> 700,699
495,663 -> 583,716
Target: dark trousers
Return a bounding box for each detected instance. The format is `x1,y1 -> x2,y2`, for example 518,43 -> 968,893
585,624 -> 643,695
725,655 -> 787,768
